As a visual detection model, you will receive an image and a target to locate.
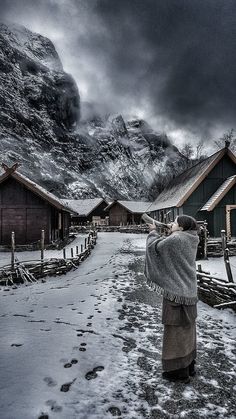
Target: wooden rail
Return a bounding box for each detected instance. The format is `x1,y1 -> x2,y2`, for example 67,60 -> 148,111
0,231 -> 97,287
197,265 -> 236,312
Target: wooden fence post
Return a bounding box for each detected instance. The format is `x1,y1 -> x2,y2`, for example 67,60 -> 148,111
203,221 -> 208,259
85,238 -> 87,249
63,248 -> 66,259
11,231 -> 15,270
81,244 -> 83,253
41,230 -> 45,274
71,248 -> 74,258
76,245 -> 79,255
221,230 -> 234,283
197,264 -> 202,273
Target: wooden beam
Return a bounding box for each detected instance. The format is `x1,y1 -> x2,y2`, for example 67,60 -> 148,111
1,163 -> 20,174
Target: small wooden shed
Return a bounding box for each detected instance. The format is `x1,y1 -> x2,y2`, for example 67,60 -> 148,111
149,145 -> 236,237
0,163 -> 75,245
62,198 -> 109,225
105,200 -> 152,226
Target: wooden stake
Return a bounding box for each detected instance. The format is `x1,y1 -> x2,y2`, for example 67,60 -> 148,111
76,245 -> 79,255
63,248 -> 66,259
197,264 -> 202,273
11,231 -> 15,270
41,230 -> 45,274
203,221 -> 208,259
85,238 -> 87,249
71,248 -> 74,258
81,244 -> 83,253
221,230 -> 234,283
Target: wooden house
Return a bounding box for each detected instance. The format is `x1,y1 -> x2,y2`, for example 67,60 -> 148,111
105,200 -> 153,225
0,163 -> 75,245
62,198 -> 109,225
148,145 -> 236,238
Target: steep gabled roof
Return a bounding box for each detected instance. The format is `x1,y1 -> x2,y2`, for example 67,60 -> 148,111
148,148 -> 236,211
201,175 -> 236,211
105,200 -> 153,214
0,164 -> 76,213
62,198 -> 108,217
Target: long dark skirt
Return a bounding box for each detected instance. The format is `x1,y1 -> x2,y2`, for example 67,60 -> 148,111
162,298 -> 197,372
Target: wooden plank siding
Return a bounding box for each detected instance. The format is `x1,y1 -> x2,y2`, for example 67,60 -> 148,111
183,154 -> 236,218
108,203 -> 144,225
201,183 -> 236,237
182,154 -> 236,236
109,203 -> 128,225
0,177 -> 70,245
150,153 -> 236,237
72,201 -> 108,225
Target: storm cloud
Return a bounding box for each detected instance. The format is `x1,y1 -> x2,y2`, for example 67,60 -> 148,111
1,0 -> 236,146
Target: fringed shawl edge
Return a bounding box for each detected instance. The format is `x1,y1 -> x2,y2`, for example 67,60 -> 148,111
145,277 -> 198,305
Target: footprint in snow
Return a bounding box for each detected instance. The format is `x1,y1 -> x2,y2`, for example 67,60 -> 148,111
107,406 -> 122,417
38,413 -> 49,419
60,378 -> 76,392
64,363 -> 72,368
43,377 -> 57,387
85,366 -> 105,380
45,399 -> 63,412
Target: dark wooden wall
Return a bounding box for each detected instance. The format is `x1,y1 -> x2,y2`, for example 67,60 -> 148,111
184,154 -> 236,218
150,155 -> 236,237
201,183 -> 236,237
108,204 -> 141,225
72,201 -> 108,224
0,177 -> 69,245
109,203 -> 128,225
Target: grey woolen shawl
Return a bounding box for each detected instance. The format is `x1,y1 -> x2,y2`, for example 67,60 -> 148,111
144,230 -> 199,305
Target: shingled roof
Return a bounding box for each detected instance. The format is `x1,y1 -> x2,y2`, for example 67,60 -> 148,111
105,200 -> 153,213
62,198 -> 108,217
201,175 -> 236,211
0,163 -> 76,213
148,147 -> 236,212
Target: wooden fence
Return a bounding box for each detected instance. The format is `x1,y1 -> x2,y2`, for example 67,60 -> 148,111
197,267 -> 236,311
0,231 -> 97,286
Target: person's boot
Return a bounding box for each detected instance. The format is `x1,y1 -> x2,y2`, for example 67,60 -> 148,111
162,367 -> 190,384
189,360 -> 196,377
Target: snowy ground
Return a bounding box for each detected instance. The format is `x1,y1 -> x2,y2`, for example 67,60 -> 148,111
0,234 -> 88,268
0,233 -> 236,419
197,256 -> 236,281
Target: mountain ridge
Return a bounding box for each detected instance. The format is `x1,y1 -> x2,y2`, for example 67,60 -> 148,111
0,22 -> 185,200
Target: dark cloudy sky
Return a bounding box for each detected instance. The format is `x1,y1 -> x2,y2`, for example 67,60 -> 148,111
1,0 -> 236,147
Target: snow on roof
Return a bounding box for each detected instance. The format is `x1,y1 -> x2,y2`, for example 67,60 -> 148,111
0,167 -> 75,213
201,175 -> 236,211
106,200 -> 153,213
61,198 -> 106,216
148,148 -> 236,211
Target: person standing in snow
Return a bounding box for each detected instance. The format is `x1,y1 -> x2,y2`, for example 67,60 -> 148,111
144,215 -> 199,383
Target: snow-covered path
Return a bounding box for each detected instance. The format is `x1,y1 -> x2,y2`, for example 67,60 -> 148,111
0,233 -> 236,419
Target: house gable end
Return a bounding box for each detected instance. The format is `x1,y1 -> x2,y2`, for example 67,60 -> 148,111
183,153 -> 236,216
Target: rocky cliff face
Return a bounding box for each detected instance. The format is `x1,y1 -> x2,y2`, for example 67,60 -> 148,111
0,22 -> 182,200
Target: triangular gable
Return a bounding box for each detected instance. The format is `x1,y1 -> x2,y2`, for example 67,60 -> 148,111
62,198 -> 108,217
201,175 -> 236,211
105,200 -> 152,214
148,148 -> 236,211
0,165 -> 75,213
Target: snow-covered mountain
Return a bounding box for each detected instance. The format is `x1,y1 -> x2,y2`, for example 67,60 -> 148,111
0,22 -> 182,200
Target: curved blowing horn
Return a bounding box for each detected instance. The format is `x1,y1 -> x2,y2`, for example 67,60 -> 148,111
141,213 -> 171,229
